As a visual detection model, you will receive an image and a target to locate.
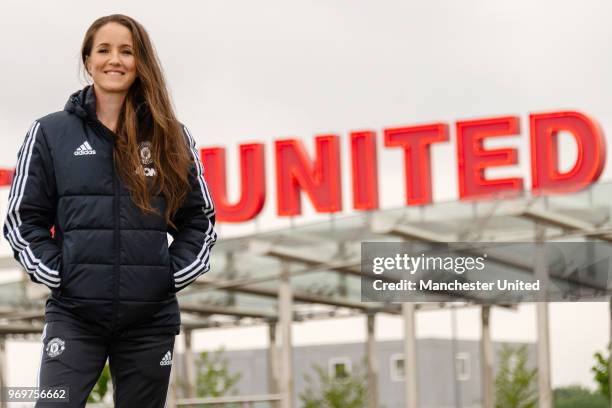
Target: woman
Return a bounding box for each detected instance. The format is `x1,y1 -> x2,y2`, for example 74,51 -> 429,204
3,14 -> 217,407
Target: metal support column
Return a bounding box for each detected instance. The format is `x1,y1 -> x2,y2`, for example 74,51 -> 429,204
535,224 -> 552,408
366,313 -> 379,408
450,307 -> 462,408
536,303 -> 552,408
481,306 -> 494,408
268,321 -> 280,408
403,303 -> 418,408
0,336 -> 5,408
609,297 -> 612,404
184,329 -> 196,398
279,262 -> 294,408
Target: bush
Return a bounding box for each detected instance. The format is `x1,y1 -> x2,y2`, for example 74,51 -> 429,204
87,362 -> 111,403
196,347 -> 242,402
592,347 -> 610,401
554,385 -> 607,408
495,345 -> 537,408
299,360 -> 367,408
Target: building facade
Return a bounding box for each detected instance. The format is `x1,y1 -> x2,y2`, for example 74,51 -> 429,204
174,338 -> 536,408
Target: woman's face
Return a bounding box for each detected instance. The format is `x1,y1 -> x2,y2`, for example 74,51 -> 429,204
86,22 -> 137,96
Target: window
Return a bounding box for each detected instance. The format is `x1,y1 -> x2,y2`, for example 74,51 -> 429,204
456,352 -> 471,381
328,357 -> 352,379
390,354 -> 405,382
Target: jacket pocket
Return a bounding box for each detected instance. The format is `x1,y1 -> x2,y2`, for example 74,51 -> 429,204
38,250 -> 62,290
169,266 -> 177,294
57,256 -> 64,290
60,264 -> 115,300
119,265 -> 174,301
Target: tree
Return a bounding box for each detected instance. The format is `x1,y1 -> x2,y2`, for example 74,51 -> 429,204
495,344 -> 538,408
87,362 -> 111,403
195,347 -> 242,400
592,347 -> 610,401
299,360 -> 367,408
553,385 -> 607,408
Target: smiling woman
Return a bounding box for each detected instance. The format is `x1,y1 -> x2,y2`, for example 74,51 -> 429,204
84,22 -> 137,132
3,14 -> 217,408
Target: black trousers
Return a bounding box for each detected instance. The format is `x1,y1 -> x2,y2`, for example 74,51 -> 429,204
35,319 -> 175,407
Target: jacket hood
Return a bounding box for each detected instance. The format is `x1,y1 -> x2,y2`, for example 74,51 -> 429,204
64,85 -> 151,123
64,85 -> 97,120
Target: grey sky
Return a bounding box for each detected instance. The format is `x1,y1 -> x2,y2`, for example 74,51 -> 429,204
0,0 -> 611,389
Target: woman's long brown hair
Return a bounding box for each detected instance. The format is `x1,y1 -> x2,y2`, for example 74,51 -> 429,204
81,14 -> 192,230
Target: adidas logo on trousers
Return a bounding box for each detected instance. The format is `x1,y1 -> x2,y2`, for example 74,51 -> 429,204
160,350 -> 172,366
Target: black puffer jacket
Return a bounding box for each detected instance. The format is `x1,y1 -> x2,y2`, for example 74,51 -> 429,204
3,85 -> 217,336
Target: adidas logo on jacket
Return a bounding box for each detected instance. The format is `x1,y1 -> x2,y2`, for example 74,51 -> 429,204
73,141 -> 96,155
2,85 -> 217,337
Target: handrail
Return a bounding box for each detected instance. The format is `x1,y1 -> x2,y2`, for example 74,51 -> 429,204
177,393 -> 282,406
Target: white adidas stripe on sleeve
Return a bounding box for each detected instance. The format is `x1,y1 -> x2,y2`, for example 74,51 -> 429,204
4,121 -> 61,289
171,126 -> 217,290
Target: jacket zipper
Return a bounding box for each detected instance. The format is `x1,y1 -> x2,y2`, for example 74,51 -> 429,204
111,145 -> 120,333
88,119 -> 121,332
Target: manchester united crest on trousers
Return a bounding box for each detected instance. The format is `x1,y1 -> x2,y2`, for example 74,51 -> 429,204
46,337 -> 66,358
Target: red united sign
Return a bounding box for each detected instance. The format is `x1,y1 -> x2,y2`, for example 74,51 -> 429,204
0,111 -> 604,224
202,111 -> 606,223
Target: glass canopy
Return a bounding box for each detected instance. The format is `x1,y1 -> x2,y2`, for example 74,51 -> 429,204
1,182 -> 612,336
